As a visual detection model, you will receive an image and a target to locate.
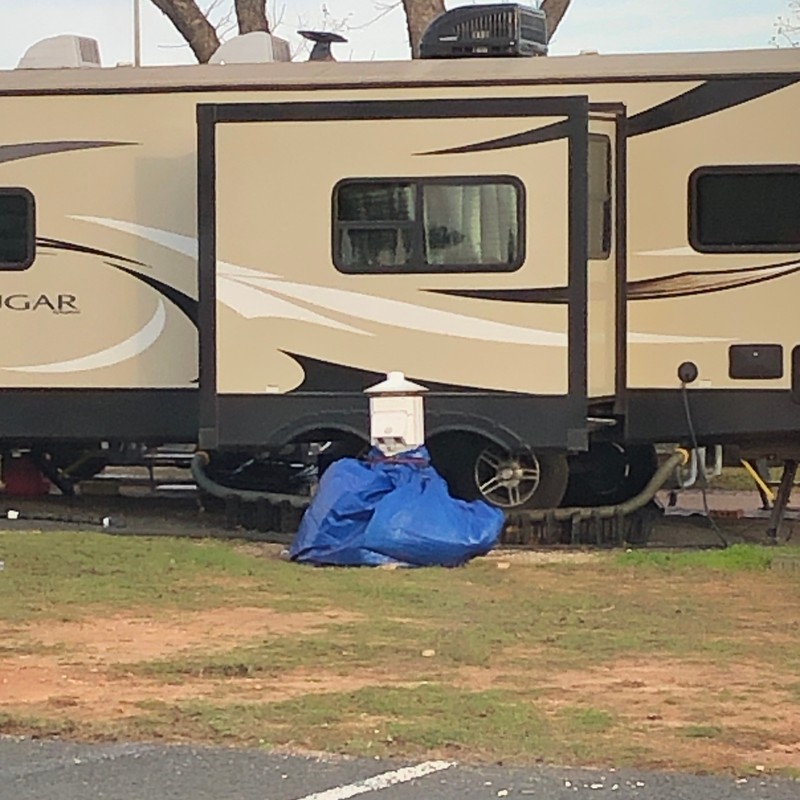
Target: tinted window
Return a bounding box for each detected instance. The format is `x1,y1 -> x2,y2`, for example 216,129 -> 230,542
691,168 -> 800,252
0,189 -> 35,270
337,183 -> 414,222
588,135 -> 612,260
334,177 -> 523,274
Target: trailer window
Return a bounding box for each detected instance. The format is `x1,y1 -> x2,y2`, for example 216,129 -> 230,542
690,167 -> 800,252
333,177 -> 524,273
0,189 -> 35,270
588,135 -> 612,260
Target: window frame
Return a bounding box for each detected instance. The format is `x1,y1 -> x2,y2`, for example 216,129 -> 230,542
332,175 -> 526,275
587,133 -> 612,261
688,165 -> 800,254
0,187 -> 36,271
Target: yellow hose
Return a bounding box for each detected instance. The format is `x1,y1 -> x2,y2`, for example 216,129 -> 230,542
740,459 -> 775,503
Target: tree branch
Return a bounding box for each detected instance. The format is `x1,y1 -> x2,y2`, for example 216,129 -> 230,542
149,0 -> 221,62
772,0 -> 800,46
234,0 -> 270,34
541,0 -> 573,41
401,0 -> 444,58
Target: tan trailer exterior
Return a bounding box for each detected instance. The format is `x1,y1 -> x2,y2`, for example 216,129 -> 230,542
0,47 -> 798,502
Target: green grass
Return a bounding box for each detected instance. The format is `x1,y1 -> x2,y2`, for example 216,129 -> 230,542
106,685 -> 628,764
4,532 -> 795,676
2,531 -> 800,774
0,640 -> 64,657
789,683 -> 800,703
119,561 -> 761,684
616,543 -> 776,572
122,626 -> 403,680
0,532 -> 480,622
0,531 -> 275,622
710,466 -> 781,492
556,706 -> 615,734
0,712 -> 78,739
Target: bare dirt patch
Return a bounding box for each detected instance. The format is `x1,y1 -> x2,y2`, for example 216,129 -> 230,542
0,606 -> 365,719
11,606 -> 360,663
537,658 -> 800,772
482,549 -> 612,565
447,655 -> 800,772
0,659 -> 410,722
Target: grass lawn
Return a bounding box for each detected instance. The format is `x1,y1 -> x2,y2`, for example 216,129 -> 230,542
1,530 -> 799,777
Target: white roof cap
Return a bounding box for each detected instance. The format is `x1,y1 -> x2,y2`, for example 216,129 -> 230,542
17,35 -> 101,69
209,31 -> 291,64
365,371 -> 428,395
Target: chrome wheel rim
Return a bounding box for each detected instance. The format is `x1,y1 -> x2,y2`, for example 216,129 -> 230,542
474,445 -> 541,508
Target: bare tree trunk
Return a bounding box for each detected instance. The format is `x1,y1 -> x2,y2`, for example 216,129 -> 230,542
234,0 -> 270,34
402,0 -> 445,58
541,0 -> 572,40
149,0 -> 220,63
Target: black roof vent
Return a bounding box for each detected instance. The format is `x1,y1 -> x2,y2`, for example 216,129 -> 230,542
420,3 -> 548,60
298,30 -> 348,61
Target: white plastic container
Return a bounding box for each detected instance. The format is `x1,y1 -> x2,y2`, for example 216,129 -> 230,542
364,371 -> 428,456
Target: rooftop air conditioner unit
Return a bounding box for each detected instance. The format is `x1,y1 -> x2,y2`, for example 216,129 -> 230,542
209,31 -> 291,65
419,3 -> 548,59
17,35 -> 102,69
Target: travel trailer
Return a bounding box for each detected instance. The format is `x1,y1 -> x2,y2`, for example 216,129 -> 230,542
1,8 -> 799,509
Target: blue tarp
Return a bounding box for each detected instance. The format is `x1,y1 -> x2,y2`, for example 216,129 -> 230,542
289,447 -> 504,567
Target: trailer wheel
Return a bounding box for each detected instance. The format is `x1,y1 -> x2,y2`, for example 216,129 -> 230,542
316,434 -> 368,477
561,443 -> 658,507
429,434 -> 568,510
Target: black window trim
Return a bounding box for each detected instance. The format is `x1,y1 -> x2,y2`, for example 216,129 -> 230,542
688,164 -> 800,254
332,174 -> 526,275
588,133 -> 612,261
0,187 -> 36,271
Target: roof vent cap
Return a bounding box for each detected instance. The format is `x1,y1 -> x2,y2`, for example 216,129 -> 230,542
420,3 -> 548,59
298,30 -> 348,62
17,35 -> 102,69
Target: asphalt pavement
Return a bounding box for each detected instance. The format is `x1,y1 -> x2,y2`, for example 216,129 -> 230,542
1,737 -> 797,800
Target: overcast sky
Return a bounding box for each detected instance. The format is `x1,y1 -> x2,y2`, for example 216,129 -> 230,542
0,0 -> 793,69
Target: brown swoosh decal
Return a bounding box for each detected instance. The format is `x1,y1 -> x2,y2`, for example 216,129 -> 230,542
628,76 -> 800,137
417,119 -> 571,156
628,259 -> 800,299
417,77 -> 800,155
34,236 -> 198,329
429,259 -> 800,303
37,236 -> 144,266
0,141 -> 134,164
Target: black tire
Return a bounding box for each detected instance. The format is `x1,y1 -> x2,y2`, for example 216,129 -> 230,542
317,435 -> 368,478
562,443 -> 658,507
429,433 -> 569,510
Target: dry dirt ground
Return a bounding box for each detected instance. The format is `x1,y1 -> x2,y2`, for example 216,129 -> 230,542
1,607 -> 372,716
2,558 -> 800,774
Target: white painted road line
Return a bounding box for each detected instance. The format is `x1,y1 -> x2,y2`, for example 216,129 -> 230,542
292,760 -> 455,800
